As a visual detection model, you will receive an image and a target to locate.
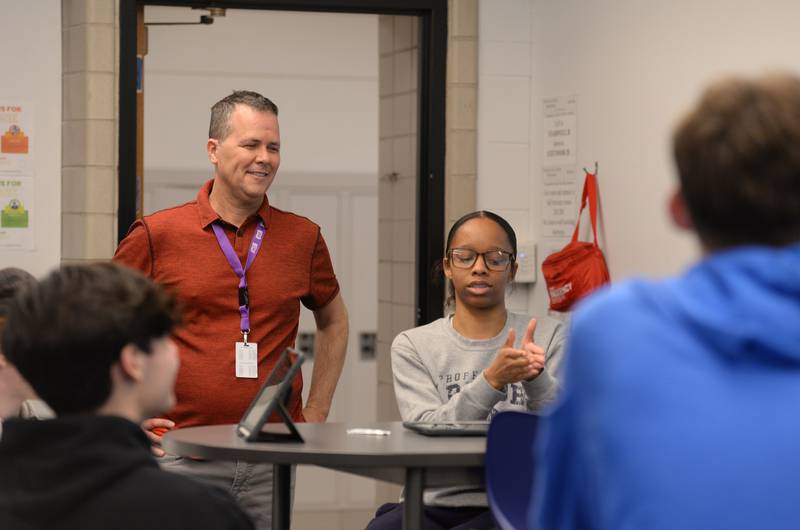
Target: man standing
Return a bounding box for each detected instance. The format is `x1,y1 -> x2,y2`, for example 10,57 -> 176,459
114,91 -> 348,529
0,263 -> 255,530
532,73 -> 800,530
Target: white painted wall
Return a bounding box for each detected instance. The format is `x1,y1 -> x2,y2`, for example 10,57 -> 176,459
142,5 -> 378,210
478,0 -> 800,317
0,1 -> 61,276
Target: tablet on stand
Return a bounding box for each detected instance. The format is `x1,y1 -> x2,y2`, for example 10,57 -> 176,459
236,347 -> 306,443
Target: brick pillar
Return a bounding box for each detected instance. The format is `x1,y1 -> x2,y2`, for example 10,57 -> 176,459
446,0 -> 478,229
61,0 -> 119,263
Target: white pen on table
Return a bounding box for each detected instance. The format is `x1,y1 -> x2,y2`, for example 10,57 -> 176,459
347,428 -> 391,436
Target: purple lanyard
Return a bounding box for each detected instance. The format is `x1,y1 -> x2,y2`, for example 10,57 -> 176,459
211,220 -> 266,338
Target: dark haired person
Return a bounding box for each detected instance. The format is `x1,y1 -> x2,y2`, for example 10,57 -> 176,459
533,73 -> 800,530
0,263 -> 254,530
0,268 -> 52,433
114,90 -> 348,529
366,210 -> 566,530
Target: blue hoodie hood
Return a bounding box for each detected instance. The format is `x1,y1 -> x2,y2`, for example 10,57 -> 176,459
644,243 -> 800,366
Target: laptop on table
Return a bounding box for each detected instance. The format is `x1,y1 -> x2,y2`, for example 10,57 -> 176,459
402,420 -> 489,437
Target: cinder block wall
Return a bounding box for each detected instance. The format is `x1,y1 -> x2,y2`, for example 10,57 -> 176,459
61,0 -> 119,263
377,14 -> 419,426
374,0 -> 478,505
446,0 -> 478,228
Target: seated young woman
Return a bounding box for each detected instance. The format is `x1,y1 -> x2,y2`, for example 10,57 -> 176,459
365,210 -> 567,530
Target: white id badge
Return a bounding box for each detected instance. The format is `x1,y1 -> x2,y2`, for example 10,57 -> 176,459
235,342 -> 258,379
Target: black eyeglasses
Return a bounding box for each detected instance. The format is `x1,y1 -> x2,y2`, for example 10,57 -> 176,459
447,248 -> 514,271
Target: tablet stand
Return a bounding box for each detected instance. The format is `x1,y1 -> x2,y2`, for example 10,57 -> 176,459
251,391 -> 304,443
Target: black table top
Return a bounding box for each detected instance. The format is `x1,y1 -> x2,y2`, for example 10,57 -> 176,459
163,421 -> 486,469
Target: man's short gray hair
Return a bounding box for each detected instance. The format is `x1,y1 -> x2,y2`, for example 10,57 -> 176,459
209,90 -> 279,140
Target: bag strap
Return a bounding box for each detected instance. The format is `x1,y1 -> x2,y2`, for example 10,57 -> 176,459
570,169 -> 600,245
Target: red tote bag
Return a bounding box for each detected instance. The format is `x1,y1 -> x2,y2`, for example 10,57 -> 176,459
541,169 -> 610,311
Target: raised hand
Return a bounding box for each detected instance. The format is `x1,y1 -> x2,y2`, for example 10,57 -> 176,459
521,318 -> 545,380
484,327 -> 543,390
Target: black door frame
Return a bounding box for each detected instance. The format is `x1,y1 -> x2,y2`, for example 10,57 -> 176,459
119,0 -> 446,324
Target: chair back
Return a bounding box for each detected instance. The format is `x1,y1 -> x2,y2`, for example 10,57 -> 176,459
485,410 -> 539,530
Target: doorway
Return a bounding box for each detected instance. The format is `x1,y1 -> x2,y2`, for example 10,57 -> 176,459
118,0 -> 446,323
118,1 -> 446,528
140,9 -> 380,524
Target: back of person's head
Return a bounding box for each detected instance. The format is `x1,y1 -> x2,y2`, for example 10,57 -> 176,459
0,268 -> 41,421
0,267 -> 35,328
209,90 -> 279,140
673,72 -> 800,249
1,263 -> 181,415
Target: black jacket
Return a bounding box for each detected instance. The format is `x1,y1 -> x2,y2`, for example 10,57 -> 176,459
0,415 -> 254,530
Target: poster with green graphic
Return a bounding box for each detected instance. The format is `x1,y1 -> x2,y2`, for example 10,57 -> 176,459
0,176 -> 33,249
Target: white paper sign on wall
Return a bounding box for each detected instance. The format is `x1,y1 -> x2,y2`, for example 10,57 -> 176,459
542,95 -> 577,169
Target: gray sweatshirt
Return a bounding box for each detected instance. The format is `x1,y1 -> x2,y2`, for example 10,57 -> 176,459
391,311 -> 567,507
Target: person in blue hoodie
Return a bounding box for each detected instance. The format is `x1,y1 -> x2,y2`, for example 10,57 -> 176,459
531,72 -> 800,530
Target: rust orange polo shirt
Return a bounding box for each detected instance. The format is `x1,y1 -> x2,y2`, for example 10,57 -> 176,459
113,179 -> 339,428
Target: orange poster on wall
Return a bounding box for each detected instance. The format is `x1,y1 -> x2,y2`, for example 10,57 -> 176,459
0,102 -> 33,176
1,124 -> 29,154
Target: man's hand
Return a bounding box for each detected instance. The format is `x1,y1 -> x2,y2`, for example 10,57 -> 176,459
141,417 -> 175,457
302,406 -> 328,423
0,354 -> 38,418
